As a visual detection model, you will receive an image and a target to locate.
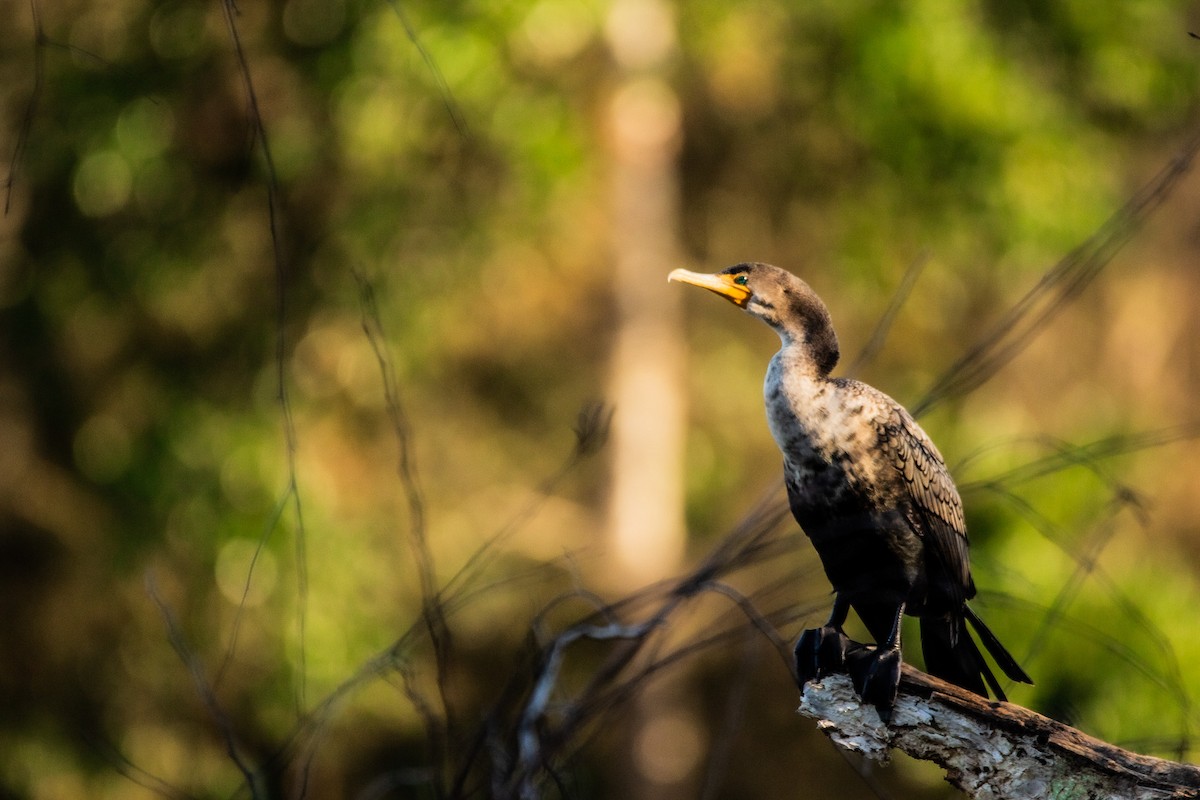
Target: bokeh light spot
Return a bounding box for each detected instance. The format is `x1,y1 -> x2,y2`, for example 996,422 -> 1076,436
634,710 -> 705,785
73,151 -> 132,217
514,0 -> 596,66
117,97 -> 175,163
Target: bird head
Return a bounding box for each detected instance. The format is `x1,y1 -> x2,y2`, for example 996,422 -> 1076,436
668,262 -> 840,375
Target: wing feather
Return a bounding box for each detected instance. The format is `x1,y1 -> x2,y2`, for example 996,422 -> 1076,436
875,402 -> 973,604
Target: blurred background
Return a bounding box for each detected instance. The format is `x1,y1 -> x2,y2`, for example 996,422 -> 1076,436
4,0 -> 1200,797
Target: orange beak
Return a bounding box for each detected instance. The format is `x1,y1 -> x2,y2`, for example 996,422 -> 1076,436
667,269 -> 751,308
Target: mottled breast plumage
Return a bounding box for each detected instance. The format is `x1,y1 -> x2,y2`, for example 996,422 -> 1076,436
765,355 -> 889,509
764,349 -> 972,603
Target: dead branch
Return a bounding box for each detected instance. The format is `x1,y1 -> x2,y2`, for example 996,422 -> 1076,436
799,662 -> 1200,799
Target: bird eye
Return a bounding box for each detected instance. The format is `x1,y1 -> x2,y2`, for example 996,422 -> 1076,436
734,275 -> 749,286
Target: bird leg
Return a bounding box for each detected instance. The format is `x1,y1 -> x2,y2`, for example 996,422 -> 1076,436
794,595 -> 851,687
850,603 -> 905,722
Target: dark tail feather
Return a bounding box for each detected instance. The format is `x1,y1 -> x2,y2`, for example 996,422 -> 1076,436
963,605 -> 1034,685
920,614 -> 996,699
920,607 -> 1033,701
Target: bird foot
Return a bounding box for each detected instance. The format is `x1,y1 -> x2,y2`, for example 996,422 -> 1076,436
794,626 -> 850,687
848,646 -> 902,722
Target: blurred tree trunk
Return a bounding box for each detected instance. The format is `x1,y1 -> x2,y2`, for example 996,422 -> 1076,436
603,1 -> 701,798
603,0 -> 686,593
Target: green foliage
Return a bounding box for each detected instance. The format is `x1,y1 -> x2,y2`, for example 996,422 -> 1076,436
3,0 -> 1200,797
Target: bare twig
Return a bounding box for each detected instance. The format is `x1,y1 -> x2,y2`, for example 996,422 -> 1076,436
215,491 -> 290,687
83,732 -> 196,800
510,621 -> 656,799
4,0 -> 44,215
146,573 -> 264,800
219,0 -> 310,713
354,271 -> 454,781
913,129 -> 1200,418
957,424 -> 1200,494
381,0 -> 470,138
442,401 -> 613,604
0,0 -> 103,211
844,249 -> 931,378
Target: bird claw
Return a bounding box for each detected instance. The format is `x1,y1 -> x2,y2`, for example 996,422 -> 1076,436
849,647 -> 902,722
794,626 -> 850,687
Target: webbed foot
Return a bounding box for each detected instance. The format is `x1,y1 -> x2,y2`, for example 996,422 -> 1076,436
849,647 -> 902,722
794,626 -> 850,687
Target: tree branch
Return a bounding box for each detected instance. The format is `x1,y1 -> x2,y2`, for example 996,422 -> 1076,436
798,662 -> 1200,799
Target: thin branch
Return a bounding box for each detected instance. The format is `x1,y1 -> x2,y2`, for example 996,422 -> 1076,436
215,490 -> 290,687
4,0 -> 45,214
440,401 -> 612,603
83,732 -> 196,800
510,621 -> 656,799
355,269 -> 453,793
146,573 -> 264,800
219,0 -> 309,712
844,250 -> 930,378
354,271 -> 437,604
381,0 -> 470,138
913,128 -> 1200,418
957,423 -> 1200,495
982,487 -> 1196,739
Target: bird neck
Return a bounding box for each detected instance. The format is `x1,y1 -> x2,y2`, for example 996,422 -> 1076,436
776,339 -> 835,381
773,320 -> 838,377
761,291 -> 840,377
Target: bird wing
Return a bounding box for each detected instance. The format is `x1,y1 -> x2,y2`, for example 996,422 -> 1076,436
875,401 -> 974,605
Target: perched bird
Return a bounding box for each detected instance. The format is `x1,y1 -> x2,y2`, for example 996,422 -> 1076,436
669,262 -> 1031,717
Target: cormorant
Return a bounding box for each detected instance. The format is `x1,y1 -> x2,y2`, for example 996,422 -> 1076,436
669,262 -> 1031,717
